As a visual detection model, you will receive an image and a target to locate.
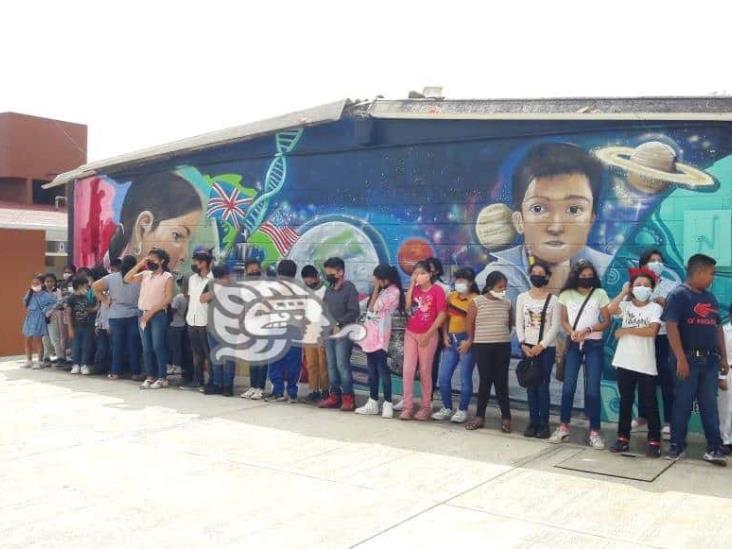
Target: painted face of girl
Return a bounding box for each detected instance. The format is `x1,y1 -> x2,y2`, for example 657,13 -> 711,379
139,210 -> 201,272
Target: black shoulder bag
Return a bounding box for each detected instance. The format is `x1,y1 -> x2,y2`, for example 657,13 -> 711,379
516,295 -> 552,388
555,288 -> 595,382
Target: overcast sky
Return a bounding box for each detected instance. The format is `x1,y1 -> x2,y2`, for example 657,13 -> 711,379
3,0 -> 730,162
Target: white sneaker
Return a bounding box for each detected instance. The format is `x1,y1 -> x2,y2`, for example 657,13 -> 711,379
589,431 -> 605,450
250,388 -> 264,400
167,365 -> 182,376
140,378 -> 154,389
431,407 -> 453,421
149,378 -> 169,389
662,424 -> 671,440
80,365 -> 91,375
548,427 -> 570,444
451,409 -> 468,423
21,360 -> 33,368
355,398 -> 380,415
70,365 -> 81,374
31,361 -> 43,369
631,418 -> 648,432
382,401 -> 394,419
393,399 -> 404,411
241,387 -> 256,399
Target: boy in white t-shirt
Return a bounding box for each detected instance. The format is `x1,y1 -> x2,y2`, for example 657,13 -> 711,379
719,303 -> 732,455
607,269 -> 663,457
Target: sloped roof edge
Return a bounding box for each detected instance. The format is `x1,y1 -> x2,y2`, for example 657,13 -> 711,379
44,99 -> 349,189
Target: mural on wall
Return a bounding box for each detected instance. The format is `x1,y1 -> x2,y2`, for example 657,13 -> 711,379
73,119 -> 732,425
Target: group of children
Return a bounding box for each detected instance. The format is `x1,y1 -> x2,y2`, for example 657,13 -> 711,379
21,247 -> 732,465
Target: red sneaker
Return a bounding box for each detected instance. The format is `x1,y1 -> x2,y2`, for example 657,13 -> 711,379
318,393 -> 342,409
340,394 -> 355,411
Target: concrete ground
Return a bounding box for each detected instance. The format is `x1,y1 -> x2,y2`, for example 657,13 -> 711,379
2,358 -> 732,548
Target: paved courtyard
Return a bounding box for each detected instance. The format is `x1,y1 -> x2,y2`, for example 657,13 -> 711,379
2,358 -> 732,548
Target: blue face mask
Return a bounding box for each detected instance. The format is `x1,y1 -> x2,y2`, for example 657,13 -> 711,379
632,286 -> 653,302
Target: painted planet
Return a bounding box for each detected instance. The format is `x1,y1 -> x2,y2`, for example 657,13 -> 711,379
286,220 -> 380,296
397,238 -> 435,275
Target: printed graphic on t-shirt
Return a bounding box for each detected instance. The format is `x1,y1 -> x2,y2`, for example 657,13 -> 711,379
412,294 -> 436,322
691,302 -> 718,325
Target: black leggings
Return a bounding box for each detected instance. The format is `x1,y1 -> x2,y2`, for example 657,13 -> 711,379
474,342 -> 511,420
617,367 -> 660,442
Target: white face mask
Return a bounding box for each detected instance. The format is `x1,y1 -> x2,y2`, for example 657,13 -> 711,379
31,284 -> 42,292
632,286 -> 653,302
489,290 -> 506,300
647,261 -> 664,276
62,273 -> 72,280
454,282 -> 469,294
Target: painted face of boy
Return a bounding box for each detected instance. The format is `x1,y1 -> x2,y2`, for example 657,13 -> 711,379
512,173 -> 595,265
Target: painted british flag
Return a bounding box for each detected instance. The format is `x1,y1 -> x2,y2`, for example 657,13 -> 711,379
206,182 -> 253,229
259,214 -> 299,255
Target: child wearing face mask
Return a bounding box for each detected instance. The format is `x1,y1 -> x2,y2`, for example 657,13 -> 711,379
432,268 -> 479,424
356,265 -> 404,417
516,261 -> 561,439
464,270 -> 514,432
607,269 -> 663,457
22,274 -> 57,368
399,261 -> 447,421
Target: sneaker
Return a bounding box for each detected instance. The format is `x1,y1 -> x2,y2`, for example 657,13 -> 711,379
523,423 -> 538,438
647,442 -> 662,459
721,444 -> 732,456
355,398 -> 380,415
340,394 -> 355,411
80,365 -> 91,375
70,365 -> 81,374
222,387 -> 234,397
240,387 -> 255,399
31,361 -> 43,370
167,365 -> 182,376
250,388 -> 264,400
589,431 -> 605,450
149,378 -> 169,389
204,385 -> 223,395
107,374 -> 120,380
702,449 -> 728,467
318,393 -> 342,409
179,381 -> 202,391
548,426 -> 570,444
414,408 -> 431,421
631,418 -> 648,432
451,410 -> 468,424
393,399 -> 404,412
399,407 -> 414,421
271,394 -> 287,402
200,382 -> 216,394
666,445 -> 685,461
382,401 -> 394,419
306,391 -> 321,402
287,396 -> 298,404
131,374 -> 147,382
662,424 -> 671,441
140,378 -> 154,390
21,360 -> 32,368
610,437 -> 630,453
431,407 -> 453,421
535,424 -> 551,439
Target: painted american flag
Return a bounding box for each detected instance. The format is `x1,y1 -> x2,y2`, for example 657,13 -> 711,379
206,182 -> 253,229
259,213 -> 299,255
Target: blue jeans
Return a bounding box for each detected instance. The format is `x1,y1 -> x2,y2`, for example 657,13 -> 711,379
269,346 -> 302,398
71,325 -> 94,365
367,349 -> 392,402
212,360 -> 236,389
526,346 -> 557,426
671,353 -> 722,451
140,312 -> 169,379
109,316 -> 142,376
560,339 -> 603,430
325,336 -> 354,395
250,365 -> 268,389
437,333 -> 475,411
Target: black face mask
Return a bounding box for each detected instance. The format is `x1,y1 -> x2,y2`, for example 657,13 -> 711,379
247,271 -> 262,278
325,274 -> 338,286
577,278 -> 594,289
306,281 -> 320,289
147,261 -> 160,271
191,264 -> 201,275
530,275 -> 548,288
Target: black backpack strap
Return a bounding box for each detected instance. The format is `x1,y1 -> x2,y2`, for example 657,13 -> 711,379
571,288 -> 595,331
536,294 -> 552,344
